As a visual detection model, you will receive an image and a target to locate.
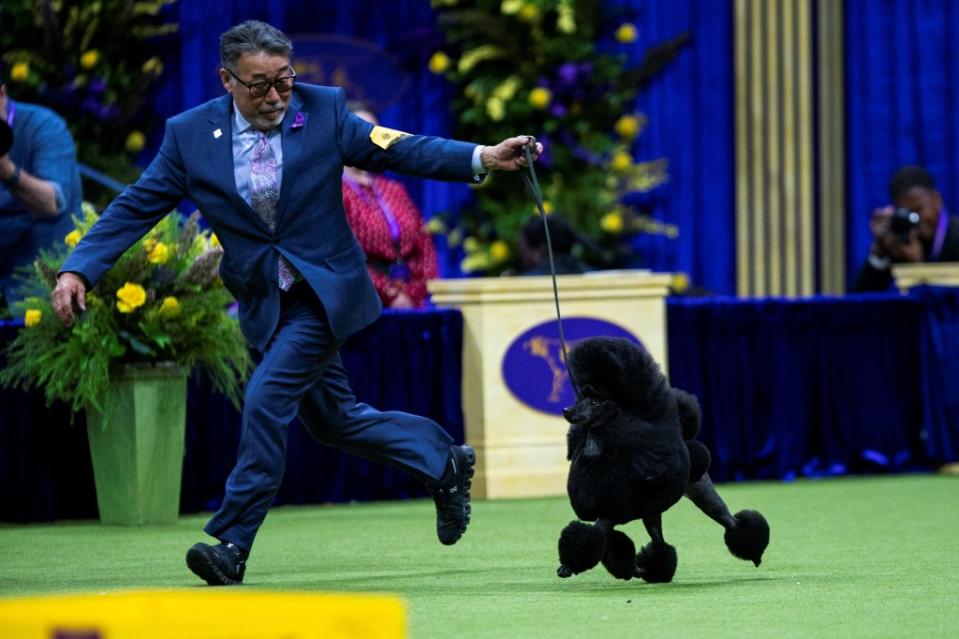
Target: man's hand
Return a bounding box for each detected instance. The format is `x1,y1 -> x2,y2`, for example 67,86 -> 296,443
481,136 -> 544,171
51,272 -> 87,327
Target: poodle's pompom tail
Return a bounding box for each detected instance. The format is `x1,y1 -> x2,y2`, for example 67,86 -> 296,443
724,509 -> 770,567
635,542 -> 678,583
601,529 -> 637,580
558,520 -> 606,576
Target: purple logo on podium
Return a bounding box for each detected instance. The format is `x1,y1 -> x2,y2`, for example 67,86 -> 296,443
501,317 -> 643,416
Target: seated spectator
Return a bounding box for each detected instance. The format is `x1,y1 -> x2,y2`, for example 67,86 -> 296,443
341,103 -> 438,309
851,165 -> 959,292
0,75 -> 82,313
516,214 -> 588,276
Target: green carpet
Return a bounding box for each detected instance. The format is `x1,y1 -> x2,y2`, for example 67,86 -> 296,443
1,475 -> 957,638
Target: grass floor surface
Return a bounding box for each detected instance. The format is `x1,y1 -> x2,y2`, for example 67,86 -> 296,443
1,475 -> 957,638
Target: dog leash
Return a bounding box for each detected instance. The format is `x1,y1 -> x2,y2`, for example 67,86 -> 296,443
519,141 -> 582,400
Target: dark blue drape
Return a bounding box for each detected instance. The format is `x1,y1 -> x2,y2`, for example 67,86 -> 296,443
911,286 -> 959,463
667,293 -> 927,481
845,0 -> 959,287
0,309 -> 463,523
609,0 -> 736,294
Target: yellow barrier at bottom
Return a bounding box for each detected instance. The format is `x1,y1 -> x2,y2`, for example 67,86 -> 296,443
0,590 -> 406,639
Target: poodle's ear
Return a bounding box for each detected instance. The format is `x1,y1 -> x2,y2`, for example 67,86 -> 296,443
673,388 -> 701,440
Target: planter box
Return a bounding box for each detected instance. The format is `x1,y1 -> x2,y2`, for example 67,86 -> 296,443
86,364 -> 188,525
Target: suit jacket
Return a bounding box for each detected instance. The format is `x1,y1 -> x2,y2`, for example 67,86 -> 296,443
62,84 -> 478,351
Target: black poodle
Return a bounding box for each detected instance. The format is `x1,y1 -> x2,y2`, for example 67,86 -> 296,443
557,336 -> 770,582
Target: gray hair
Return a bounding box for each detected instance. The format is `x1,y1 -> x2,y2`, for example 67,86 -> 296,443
219,20 -> 293,73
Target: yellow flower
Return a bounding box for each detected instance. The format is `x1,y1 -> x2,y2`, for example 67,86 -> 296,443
615,23 -> 638,43
426,217 -> 447,234
557,4 -> 577,33
501,0 -> 523,14
529,87 -> 552,109
614,114 -> 642,140
490,240 -> 510,262
125,131 -> 146,153
492,76 -> 521,101
428,51 -> 451,74
671,272 -> 690,293
541,200 -> 554,215
460,252 -> 491,273
447,228 -> 463,248
64,230 -> 82,247
24,309 -> 42,328
147,242 -> 171,264
518,4 -> 540,22
10,62 -> 29,82
611,151 -> 633,173
141,56 -> 164,76
142,237 -> 157,253
209,232 -> 221,248
600,211 -> 625,234
116,282 -> 147,313
80,50 -> 100,70
463,236 -> 482,254
159,296 -> 180,317
486,96 -> 506,121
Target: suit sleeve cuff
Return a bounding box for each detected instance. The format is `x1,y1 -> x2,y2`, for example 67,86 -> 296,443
471,145 -> 487,176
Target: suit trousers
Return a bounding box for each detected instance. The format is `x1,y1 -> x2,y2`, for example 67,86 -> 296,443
203,281 -> 453,551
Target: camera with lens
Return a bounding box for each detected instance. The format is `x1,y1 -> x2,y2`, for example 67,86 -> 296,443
889,207 -> 920,239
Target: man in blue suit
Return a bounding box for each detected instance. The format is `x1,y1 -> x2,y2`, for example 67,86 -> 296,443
51,20 -> 541,585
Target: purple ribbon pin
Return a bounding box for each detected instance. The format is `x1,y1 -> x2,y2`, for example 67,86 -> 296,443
292,112 -> 305,129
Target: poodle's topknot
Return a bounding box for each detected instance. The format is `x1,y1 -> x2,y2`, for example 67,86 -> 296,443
567,336 -> 674,422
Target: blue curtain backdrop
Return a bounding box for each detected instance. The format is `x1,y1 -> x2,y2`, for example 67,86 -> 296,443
845,0 -> 959,287
147,0 -> 736,291
610,0 -> 735,294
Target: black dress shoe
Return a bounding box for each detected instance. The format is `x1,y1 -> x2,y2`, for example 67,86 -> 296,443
186,541 -> 247,585
432,444 -> 476,545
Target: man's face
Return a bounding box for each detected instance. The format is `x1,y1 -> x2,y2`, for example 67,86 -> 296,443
895,186 -> 943,242
220,52 -> 293,130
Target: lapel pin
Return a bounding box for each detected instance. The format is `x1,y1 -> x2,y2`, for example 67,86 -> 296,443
213,128 -> 222,139
292,112 -> 305,129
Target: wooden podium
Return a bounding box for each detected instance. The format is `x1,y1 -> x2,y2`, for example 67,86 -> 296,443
428,272 -> 672,499
892,262 -> 959,291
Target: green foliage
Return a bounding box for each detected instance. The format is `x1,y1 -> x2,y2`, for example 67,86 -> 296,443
0,204 -> 250,416
429,0 -> 680,274
0,0 -> 178,206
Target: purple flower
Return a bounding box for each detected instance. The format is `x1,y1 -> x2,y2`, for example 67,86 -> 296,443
292,111 -> 306,129
557,62 -> 579,85
89,78 -> 106,94
97,104 -> 119,120
550,103 -> 568,118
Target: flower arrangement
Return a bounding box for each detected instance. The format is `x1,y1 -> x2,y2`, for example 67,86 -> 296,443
427,0 -> 685,274
0,205 -> 250,415
0,0 -> 178,205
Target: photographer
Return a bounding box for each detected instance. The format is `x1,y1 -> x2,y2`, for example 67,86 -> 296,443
851,165 -> 959,292
0,74 -> 82,311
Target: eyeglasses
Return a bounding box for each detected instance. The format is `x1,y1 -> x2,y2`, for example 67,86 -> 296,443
226,66 -> 296,99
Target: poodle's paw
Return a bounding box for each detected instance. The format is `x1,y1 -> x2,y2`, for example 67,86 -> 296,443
557,564 -> 574,578
724,509 -> 770,567
635,541 -> 678,583
558,520 -> 606,575
601,529 -> 637,580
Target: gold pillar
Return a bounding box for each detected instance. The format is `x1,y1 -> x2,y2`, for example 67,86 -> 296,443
735,0 -> 845,296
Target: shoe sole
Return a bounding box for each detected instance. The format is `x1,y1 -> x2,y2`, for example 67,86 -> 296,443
186,546 -> 242,586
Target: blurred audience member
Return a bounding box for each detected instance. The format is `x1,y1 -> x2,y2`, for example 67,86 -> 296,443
517,214 -> 587,276
342,104 -> 437,309
0,75 -> 82,312
851,165 -> 959,292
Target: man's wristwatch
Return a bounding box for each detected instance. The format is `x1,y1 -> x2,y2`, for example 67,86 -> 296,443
2,164 -> 22,188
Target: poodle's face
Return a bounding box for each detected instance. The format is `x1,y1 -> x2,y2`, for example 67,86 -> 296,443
563,395 -> 618,429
